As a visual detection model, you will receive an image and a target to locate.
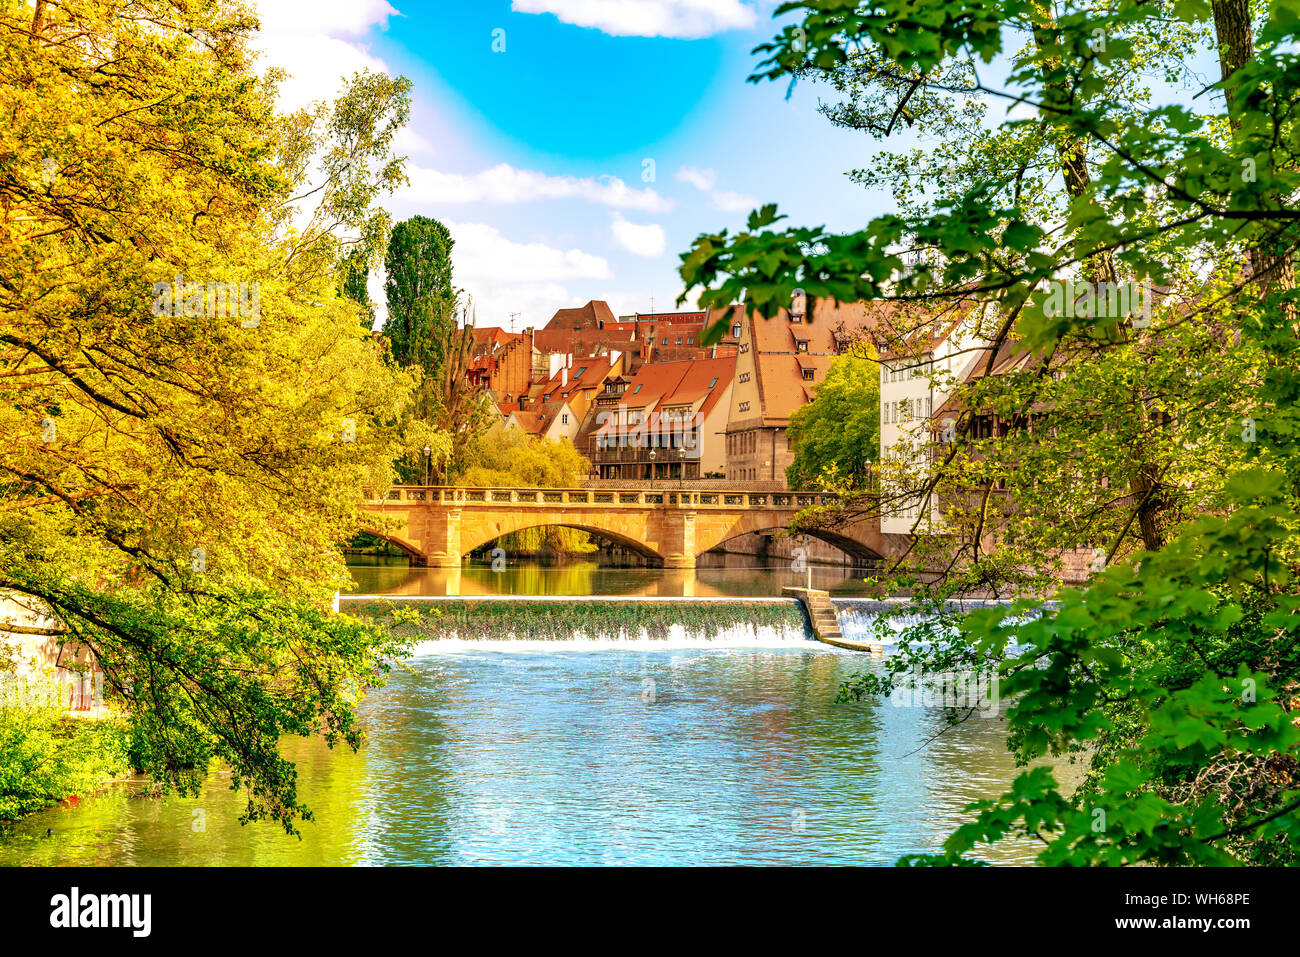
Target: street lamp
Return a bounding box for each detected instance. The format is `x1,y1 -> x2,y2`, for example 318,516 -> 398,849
423,444 -> 432,487
648,448 -> 656,485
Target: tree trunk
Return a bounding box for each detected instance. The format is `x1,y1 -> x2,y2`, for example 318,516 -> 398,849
1212,0 -> 1297,298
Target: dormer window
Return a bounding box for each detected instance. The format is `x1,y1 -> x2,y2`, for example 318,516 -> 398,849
795,339 -> 809,353
731,323 -> 741,338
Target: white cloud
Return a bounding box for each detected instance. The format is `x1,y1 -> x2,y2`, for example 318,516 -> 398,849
254,0 -> 399,38
401,162 -> 674,212
512,0 -> 758,38
675,165 -> 717,191
611,214 -> 666,258
393,124 -> 437,159
676,166 -> 757,213
710,189 -> 759,212
251,0 -> 399,112
373,222 -> 613,332
465,281 -> 582,333
449,221 -> 612,283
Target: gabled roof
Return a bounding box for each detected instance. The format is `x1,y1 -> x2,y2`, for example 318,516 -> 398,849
536,356 -> 619,403
544,300 -> 618,330
754,353 -> 834,424
591,355 -> 736,435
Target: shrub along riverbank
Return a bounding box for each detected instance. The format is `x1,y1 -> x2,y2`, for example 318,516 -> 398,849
0,708 -> 131,825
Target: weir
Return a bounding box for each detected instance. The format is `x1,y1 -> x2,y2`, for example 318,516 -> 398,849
833,598 -> 1028,647
338,593 -> 1025,653
341,595 -> 818,648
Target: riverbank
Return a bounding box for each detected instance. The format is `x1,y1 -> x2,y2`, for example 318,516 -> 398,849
0,707 -> 132,827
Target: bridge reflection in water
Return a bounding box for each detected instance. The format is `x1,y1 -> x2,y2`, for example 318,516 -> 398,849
359,486 -> 896,571
346,555 -> 883,599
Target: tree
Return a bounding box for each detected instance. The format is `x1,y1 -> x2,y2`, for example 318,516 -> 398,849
786,350 -> 880,490
681,0 -> 1300,864
381,218 -> 490,483
454,425 -> 595,554
455,424 -> 592,488
339,248 -> 375,331
384,215 -> 455,368
0,0 -> 418,830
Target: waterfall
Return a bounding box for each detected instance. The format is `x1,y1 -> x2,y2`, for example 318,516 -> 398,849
340,596 -> 818,652
833,598 -> 1041,648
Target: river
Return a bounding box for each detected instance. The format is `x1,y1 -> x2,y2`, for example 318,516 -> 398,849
0,557 -> 1075,866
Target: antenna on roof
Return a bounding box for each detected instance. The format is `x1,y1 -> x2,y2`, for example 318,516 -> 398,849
508,311 -> 521,333
649,292 -> 655,314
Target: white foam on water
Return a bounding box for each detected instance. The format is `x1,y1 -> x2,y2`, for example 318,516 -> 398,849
405,623 -> 823,656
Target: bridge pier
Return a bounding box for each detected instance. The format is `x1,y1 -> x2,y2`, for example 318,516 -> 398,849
419,506 -> 463,568
660,508 -> 696,569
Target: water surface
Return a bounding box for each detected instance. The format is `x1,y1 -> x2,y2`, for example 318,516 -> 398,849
0,644 -> 1072,866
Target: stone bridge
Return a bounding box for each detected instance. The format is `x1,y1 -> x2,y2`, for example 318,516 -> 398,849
359,486 -> 896,569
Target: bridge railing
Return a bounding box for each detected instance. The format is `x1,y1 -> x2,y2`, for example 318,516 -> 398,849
361,486 -> 843,510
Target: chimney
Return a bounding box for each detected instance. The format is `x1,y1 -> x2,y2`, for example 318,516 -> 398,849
561,367 -> 568,387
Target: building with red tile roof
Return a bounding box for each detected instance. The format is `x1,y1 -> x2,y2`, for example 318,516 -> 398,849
708,297 -> 887,485
467,326 -> 533,401
588,354 -> 736,480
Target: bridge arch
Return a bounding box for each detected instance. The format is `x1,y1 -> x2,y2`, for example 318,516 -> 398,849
705,524 -> 882,565
458,520 -> 668,565
691,506 -> 885,565
357,527 -> 425,563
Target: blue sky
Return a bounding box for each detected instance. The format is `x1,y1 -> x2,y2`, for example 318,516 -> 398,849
253,0 -> 898,331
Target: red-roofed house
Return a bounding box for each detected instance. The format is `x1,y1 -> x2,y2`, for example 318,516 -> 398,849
588,355 -> 735,480
467,326 -> 533,402
710,296 -> 887,485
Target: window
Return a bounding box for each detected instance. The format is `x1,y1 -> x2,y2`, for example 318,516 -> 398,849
708,377 -> 718,388
802,368 -> 815,381
795,340 -> 808,353
633,384 -> 641,394
662,337 -> 669,345
687,336 -> 695,344
676,337 -> 683,345
561,414 -> 569,424
731,323 -> 741,337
